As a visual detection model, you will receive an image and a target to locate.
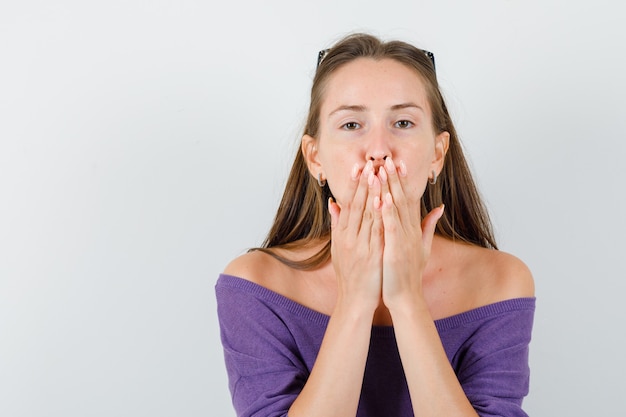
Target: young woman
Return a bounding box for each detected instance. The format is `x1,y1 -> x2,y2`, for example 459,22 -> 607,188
216,33 -> 535,417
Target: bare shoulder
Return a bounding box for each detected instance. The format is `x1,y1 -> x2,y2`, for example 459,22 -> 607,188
434,237 -> 534,300
425,237 -> 535,318
222,244 -> 336,316
222,249 -> 285,288
473,245 -> 535,300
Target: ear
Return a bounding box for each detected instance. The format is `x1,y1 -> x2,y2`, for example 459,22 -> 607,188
431,131 -> 450,174
301,134 -> 323,178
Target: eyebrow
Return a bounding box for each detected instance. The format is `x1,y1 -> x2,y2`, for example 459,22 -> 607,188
390,102 -> 424,112
329,105 -> 367,117
328,102 -> 424,117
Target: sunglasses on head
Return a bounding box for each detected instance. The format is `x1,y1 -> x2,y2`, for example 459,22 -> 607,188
316,48 -> 436,72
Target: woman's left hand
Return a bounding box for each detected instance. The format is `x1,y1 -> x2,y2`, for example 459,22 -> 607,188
377,157 -> 444,309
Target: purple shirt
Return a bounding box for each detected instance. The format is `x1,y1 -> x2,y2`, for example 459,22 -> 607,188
216,273 -> 535,417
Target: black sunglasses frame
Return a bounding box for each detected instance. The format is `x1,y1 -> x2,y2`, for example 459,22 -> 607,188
317,48 -> 436,72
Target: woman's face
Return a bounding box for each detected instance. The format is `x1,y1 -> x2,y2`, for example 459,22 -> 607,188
303,58 -> 449,207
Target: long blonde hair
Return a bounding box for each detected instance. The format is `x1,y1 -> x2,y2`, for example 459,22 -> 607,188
255,33 -> 497,269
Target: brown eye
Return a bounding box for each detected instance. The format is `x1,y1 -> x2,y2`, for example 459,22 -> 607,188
342,122 -> 360,130
395,120 -> 413,129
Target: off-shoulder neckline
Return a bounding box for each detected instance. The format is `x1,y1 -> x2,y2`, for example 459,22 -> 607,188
217,273 -> 535,335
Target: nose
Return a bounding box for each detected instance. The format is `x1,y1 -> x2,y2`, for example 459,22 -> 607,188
365,129 -> 391,172
368,153 -> 388,173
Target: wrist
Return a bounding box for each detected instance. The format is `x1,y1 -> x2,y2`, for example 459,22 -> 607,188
386,292 -> 430,321
334,294 -> 378,322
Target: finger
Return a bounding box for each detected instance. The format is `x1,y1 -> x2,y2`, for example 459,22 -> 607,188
397,158 -> 423,227
378,163 -> 390,206
360,170 -> 381,242
370,194 -> 384,258
381,191 -> 400,239
421,204 -> 445,255
371,171 -> 384,246
382,157 -> 413,227
346,160 -> 374,233
336,162 -> 366,231
328,197 -> 340,230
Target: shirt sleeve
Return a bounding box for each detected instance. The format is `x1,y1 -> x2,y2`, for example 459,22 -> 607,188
451,299 -> 535,417
215,280 -> 309,417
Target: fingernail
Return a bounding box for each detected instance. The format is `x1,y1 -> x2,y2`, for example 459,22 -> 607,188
385,157 -> 394,172
399,160 -> 407,177
363,160 -> 373,176
385,192 -> 393,206
351,163 -> 359,180
379,166 -> 388,183
368,170 -> 375,186
374,195 -> 381,210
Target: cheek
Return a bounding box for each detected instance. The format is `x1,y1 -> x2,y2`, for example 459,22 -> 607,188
319,151 -> 360,205
326,175 -> 352,206
402,158 -> 431,200
402,173 -> 427,202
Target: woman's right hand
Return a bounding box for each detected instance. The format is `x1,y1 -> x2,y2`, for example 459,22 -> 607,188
289,161 -> 385,417
327,160 -> 383,314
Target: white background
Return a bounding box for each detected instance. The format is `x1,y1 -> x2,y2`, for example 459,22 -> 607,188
1,1 -> 625,416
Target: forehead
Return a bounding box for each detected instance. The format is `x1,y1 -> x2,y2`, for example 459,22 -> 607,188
320,58 -> 430,114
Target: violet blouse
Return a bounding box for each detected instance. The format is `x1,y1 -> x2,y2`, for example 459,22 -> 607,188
216,273 -> 535,417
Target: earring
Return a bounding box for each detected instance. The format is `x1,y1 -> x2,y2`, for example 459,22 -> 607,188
429,170 -> 438,185
317,172 -> 326,187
